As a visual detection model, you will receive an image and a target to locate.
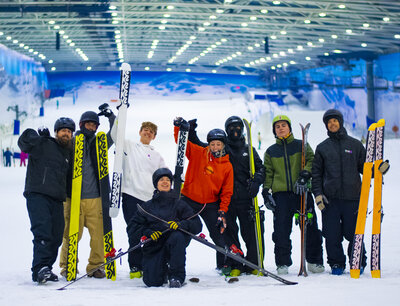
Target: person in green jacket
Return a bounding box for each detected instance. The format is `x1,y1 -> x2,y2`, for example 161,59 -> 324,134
262,115 -> 324,275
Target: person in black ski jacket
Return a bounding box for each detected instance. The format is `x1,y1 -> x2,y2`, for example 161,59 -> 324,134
128,168 -> 202,288
188,116 -> 265,276
59,108 -> 115,279
312,109 -> 366,275
18,117 -> 75,283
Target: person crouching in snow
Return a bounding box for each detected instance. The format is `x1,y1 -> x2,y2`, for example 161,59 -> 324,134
128,168 -> 202,288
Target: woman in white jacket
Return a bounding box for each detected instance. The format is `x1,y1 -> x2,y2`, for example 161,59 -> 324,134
111,119 -> 165,278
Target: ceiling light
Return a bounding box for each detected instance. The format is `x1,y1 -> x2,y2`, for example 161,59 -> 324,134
48,20 -> 55,25
167,5 -> 174,10
51,67 -> 56,71
12,40 -> 18,44
159,25 -> 166,30
250,16 -> 257,21
112,20 -> 119,24
271,35 -> 277,40
245,63 -> 250,67
87,67 -> 92,71
34,51 -> 38,54
333,49 -> 342,53
280,31 -> 287,35
240,71 -> 245,75
283,63 -> 288,67
241,23 -> 248,27
161,20 -> 168,24
331,34 -> 338,39
324,52 -> 329,56
48,60 -> 53,64
305,57 -> 311,61
166,68 -> 172,71
395,34 -> 400,39
319,13 -> 326,17
19,43 -> 24,47
186,68 -> 191,72
66,39 -> 72,43
273,1 -> 281,4
319,38 -> 325,43
115,30 -> 120,34
255,43 -> 260,47
297,46 -> 303,50
212,70 -> 217,73
277,64 -> 282,68
70,43 -> 75,46
288,49 -> 294,53
216,9 -> 224,14
6,36 -> 11,40
63,35 -> 69,39
383,17 -> 390,22
109,5 -> 117,10
307,42 -> 313,46
363,23 -> 370,28
210,15 -> 217,19
203,22 -> 210,26
338,4 -> 346,9
112,12 -> 118,17
279,51 -> 286,56
304,20 -> 311,24
271,66 -> 276,70
144,67 -> 150,71
290,60 -> 296,64
198,27 -> 205,31
273,54 -> 279,58
261,9 -> 268,14
54,26 -> 60,30
248,46 -> 253,50
24,46 -> 28,49
29,49 -> 33,52
361,43 -> 367,47
346,29 -> 352,34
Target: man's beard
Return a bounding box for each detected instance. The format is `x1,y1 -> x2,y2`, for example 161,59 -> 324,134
56,136 -> 72,149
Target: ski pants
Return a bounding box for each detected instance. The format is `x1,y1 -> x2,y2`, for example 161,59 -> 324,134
183,196 -> 227,269
143,231 -> 188,287
59,197 -> 104,273
122,193 -> 145,270
272,192 -> 323,267
26,193 -> 64,281
224,199 -> 265,271
322,198 -> 367,269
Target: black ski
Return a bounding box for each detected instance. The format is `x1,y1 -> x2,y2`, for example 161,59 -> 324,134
137,204 -> 298,286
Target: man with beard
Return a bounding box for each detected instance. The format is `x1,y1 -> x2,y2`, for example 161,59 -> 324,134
18,117 -> 75,283
59,110 -> 115,279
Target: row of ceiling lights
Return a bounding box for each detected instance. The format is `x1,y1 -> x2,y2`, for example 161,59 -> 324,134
143,66 -> 246,75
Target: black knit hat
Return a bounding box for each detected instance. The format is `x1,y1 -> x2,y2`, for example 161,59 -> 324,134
152,168 -> 173,188
323,109 -> 343,129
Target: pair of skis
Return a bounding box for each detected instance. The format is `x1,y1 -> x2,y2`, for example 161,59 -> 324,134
66,63 -> 132,281
350,119 -> 386,279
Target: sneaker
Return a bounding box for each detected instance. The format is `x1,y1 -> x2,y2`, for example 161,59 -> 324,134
331,264 -> 345,275
230,268 -> 241,277
169,278 -> 182,288
88,269 -> 106,279
220,265 -> 232,276
37,266 -> 52,284
130,267 -> 143,279
307,263 -> 325,274
277,265 -> 289,275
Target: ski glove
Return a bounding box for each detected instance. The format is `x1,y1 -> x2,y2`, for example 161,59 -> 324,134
98,103 -> 114,118
294,170 -> 311,195
168,221 -> 179,230
188,119 -> 198,131
150,231 -> 162,241
247,178 -> 260,198
38,126 -> 50,137
379,160 -> 390,175
216,210 -> 227,234
262,188 -> 276,212
315,194 -> 329,212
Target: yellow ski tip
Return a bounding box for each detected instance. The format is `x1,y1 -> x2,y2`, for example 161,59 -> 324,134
368,123 -> 377,131
376,119 -> 385,127
350,269 -> 360,279
371,270 -> 381,278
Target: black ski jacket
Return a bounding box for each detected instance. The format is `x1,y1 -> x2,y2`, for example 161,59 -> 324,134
188,131 -> 265,203
18,129 -> 71,201
312,127 -> 366,201
128,191 -> 202,255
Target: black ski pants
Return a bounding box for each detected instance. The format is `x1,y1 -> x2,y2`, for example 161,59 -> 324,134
183,196 -> 227,269
322,198 -> 367,269
122,193 -> 144,270
272,192 -> 323,267
26,193 -> 64,281
225,199 -> 265,271
143,231 -> 187,287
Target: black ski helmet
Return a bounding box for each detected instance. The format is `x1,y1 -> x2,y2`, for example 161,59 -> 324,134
152,167 -> 173,188
54,117 -> 76,133
79,111 -> 100,126
323,109 -> 343,129
207,128 -> 227,144
224,116 -> 244,132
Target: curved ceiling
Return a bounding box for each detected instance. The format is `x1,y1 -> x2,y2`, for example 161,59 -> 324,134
1,0 -> 400,74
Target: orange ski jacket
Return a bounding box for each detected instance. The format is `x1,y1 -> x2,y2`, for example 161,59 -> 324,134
174,126 -> 233,212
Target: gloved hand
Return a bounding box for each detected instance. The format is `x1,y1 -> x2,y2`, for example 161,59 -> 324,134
378,160 -> 390,175
150,231 -> 162,241
38,126 -> 50,137
168,221 -> 179,230
294,170 -> 312,195
262,188 -> 276,212
216,210 -> 227,234
188,119 -> 198,131
98,103 -> 113,118
247,178 -> 260,198
315,194 -> 329,212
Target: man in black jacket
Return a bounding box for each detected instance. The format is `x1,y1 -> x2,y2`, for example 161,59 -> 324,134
312,109 -> 366,275
128,168 -> 202,288
188,116 -> 265,276
18,117 -> 75,283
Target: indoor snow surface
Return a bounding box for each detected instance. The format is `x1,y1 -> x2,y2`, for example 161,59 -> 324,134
0,96 -> 398,306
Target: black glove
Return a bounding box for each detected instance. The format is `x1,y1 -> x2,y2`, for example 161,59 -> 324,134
262,188 -> 276,212
38,126 -> 50,137
247,178 -> 260,198
188,119 -> 198,131
216,210 -> 227,234
378,160 -> 390,175
98,103 -> 113,118
294,170 -> 311,195
315,194 -> 329,212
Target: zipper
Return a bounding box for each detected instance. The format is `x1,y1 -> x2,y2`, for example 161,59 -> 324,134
42,167 -> 48,184
282,139 -> 292,192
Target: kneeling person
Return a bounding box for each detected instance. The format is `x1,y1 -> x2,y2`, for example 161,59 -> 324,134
128,168 -> 202,288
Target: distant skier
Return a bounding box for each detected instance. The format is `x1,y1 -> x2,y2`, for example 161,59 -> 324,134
110,120 -> 165,279
312,109 -> 389,275
59,108 -> 115,279
174,117 -> 234,274
18,117 -> 75,283
3,147 -> 13,167
128,168 -> 202,288
258,132 -> 262,150
262,114 -> 324,275
20,151 -> 28,167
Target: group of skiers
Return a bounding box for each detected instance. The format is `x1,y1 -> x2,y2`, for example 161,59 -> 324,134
19,106 -> 390,288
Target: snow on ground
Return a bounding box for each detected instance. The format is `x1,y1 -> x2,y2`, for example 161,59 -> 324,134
0,95 -> 399,306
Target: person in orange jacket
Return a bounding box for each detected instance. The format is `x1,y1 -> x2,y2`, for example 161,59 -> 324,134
173,117 -> 234,274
